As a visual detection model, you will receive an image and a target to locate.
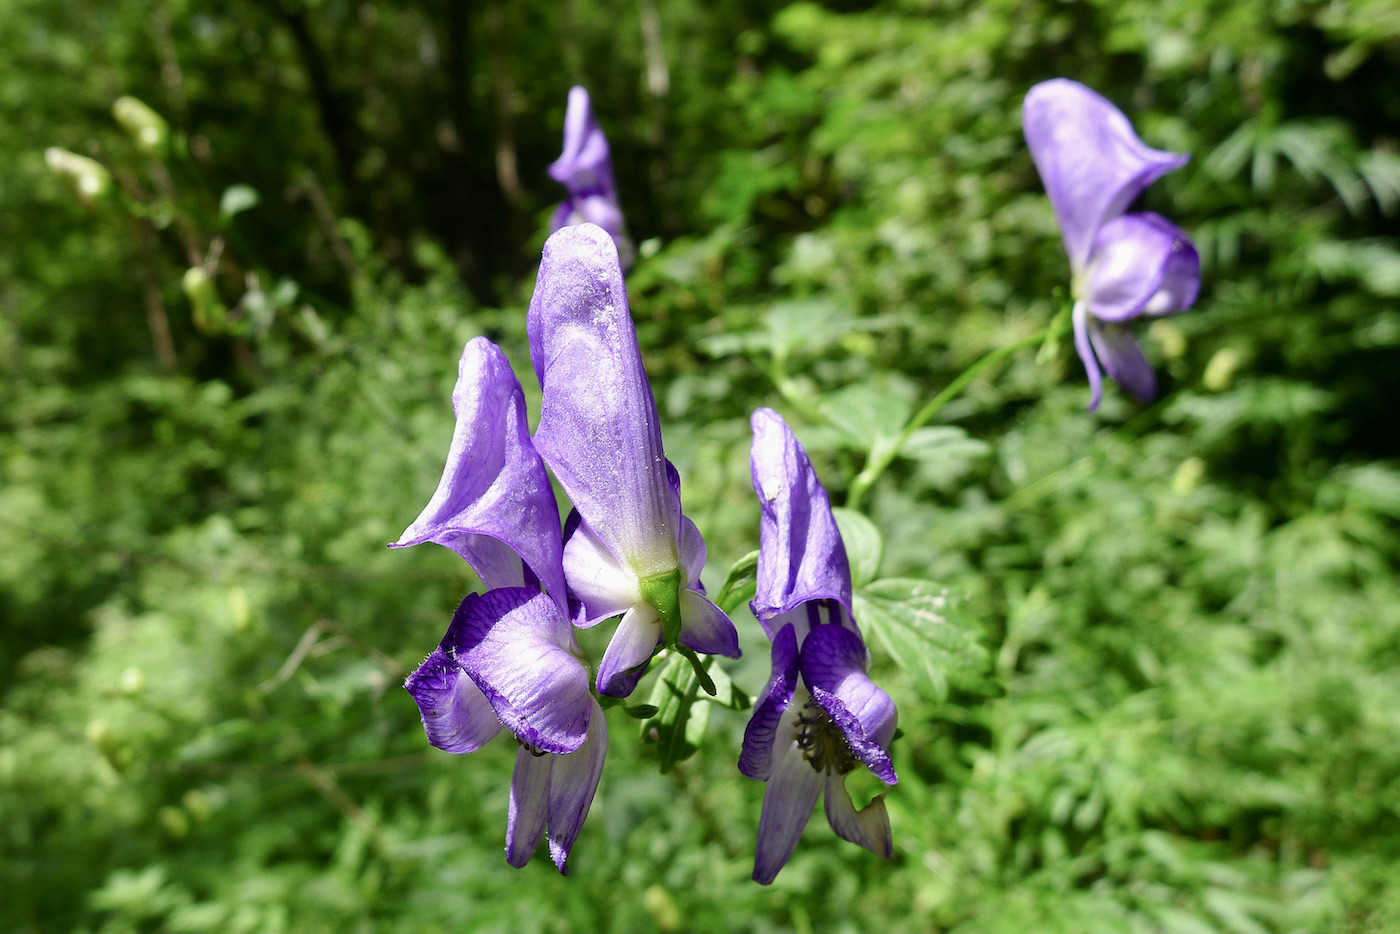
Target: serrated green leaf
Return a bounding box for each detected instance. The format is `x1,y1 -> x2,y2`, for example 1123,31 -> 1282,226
855,578 -> 994,701
832,507 -> 882,587
820,379 -> 913,453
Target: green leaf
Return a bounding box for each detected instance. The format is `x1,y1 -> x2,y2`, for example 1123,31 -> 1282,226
854,578 -> 994,701
638,654 -> 702,771
637,653 -> 747,772
713,550 -> 759,614
705,657 -> 751,712
831,507 -> 882,587
900,426 -> 990,464
819,379 -> 913,455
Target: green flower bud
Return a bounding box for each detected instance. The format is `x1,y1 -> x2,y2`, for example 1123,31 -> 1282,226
182,267 -> 228,335
43,147 -> 112,207
112,96 -> 170,156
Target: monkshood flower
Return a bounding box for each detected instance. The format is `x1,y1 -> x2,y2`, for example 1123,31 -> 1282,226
740,407 -> 898,885
528,223 -> 739,698
1024,78 -> 1201,410
393,336 -> 606,874
549,86 -> 634,271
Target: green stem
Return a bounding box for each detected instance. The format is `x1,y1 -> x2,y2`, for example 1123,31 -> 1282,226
845,311 -> 1074,511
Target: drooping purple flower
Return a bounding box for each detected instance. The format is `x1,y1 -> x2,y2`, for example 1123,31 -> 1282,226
740,408 -> 898,885
394,336 -> 605,873
549,86 -> 634,271
1024,78 -> 1201,410
527,223 -> 739,698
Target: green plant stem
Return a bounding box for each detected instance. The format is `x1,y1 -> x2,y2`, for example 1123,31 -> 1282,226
845,312 -> 1073,510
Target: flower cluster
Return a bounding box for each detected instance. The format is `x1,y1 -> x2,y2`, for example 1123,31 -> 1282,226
394,78 -> 1202,882
1024,78 -> 1201,409
394,224 -> 737,872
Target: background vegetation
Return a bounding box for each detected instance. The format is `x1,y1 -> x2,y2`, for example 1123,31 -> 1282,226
3,0 -> 1399,931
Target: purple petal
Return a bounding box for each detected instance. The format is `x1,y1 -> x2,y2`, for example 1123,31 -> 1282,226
1023,79 -> 1189,272
506,745 -> 551,868
548,87 -> 616,201
809,685 -> 897,786
823,776 -> 893,859
546,698 -> 609,874
752,737 -> 824,885
403,648 -> 503,753
1072,302 -> 1105,412
549,201 -> 576,235
528,224 -> 679,581
678,589 -> 741,658
1083,213 -> 1200,322
596,604 -> 662,698
392,337 -> 567,610
749,408 -> 854,637
1088,318 -> 1157,404
800,625 -> 898,784
739,623 -> 799,780
447,589 -> 592,755
678,515 -> 707,590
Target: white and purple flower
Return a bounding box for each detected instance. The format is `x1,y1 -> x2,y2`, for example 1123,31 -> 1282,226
528,224 -> 739,698
740,408 -> 898,885
1024,78 -> 1201,410
393,337 -> 605,874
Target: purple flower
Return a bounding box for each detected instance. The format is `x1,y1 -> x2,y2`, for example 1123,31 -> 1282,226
394,337 -> 605,874
1024,78 -> 1201,410
740,408 -> 898,885
549,86 -> 634,271
527,224 -> 740,698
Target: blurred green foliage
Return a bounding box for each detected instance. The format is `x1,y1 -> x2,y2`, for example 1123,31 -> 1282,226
2,0 -> 1399,931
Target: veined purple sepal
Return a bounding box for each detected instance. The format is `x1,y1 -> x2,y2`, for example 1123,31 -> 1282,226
823,777 -> 893,859
752,732 -> 824,885
529,224 -> 738,696
403,647 -> 504,754
749,408 -> 855,639
801,624 -> 898,785
1023,79 -> 1189,273
445,588 -> 592,755
506,697 -> 608,874
1083,213 -> 1200,322
739,623 -> 799,780
392,337 -> 567,611
529,224 -> 675,581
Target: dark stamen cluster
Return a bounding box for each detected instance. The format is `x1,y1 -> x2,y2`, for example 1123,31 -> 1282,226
795,699 -> 857,775
519,739 -> 548,758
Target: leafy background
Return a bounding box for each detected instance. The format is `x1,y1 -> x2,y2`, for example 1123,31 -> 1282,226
2,0 -> 1399,931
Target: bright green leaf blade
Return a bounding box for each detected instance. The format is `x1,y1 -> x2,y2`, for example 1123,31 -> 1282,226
714,550 -> 760,615
638,653 -> 702,772
855,578 -> 995,702
831,507 -> 882,588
